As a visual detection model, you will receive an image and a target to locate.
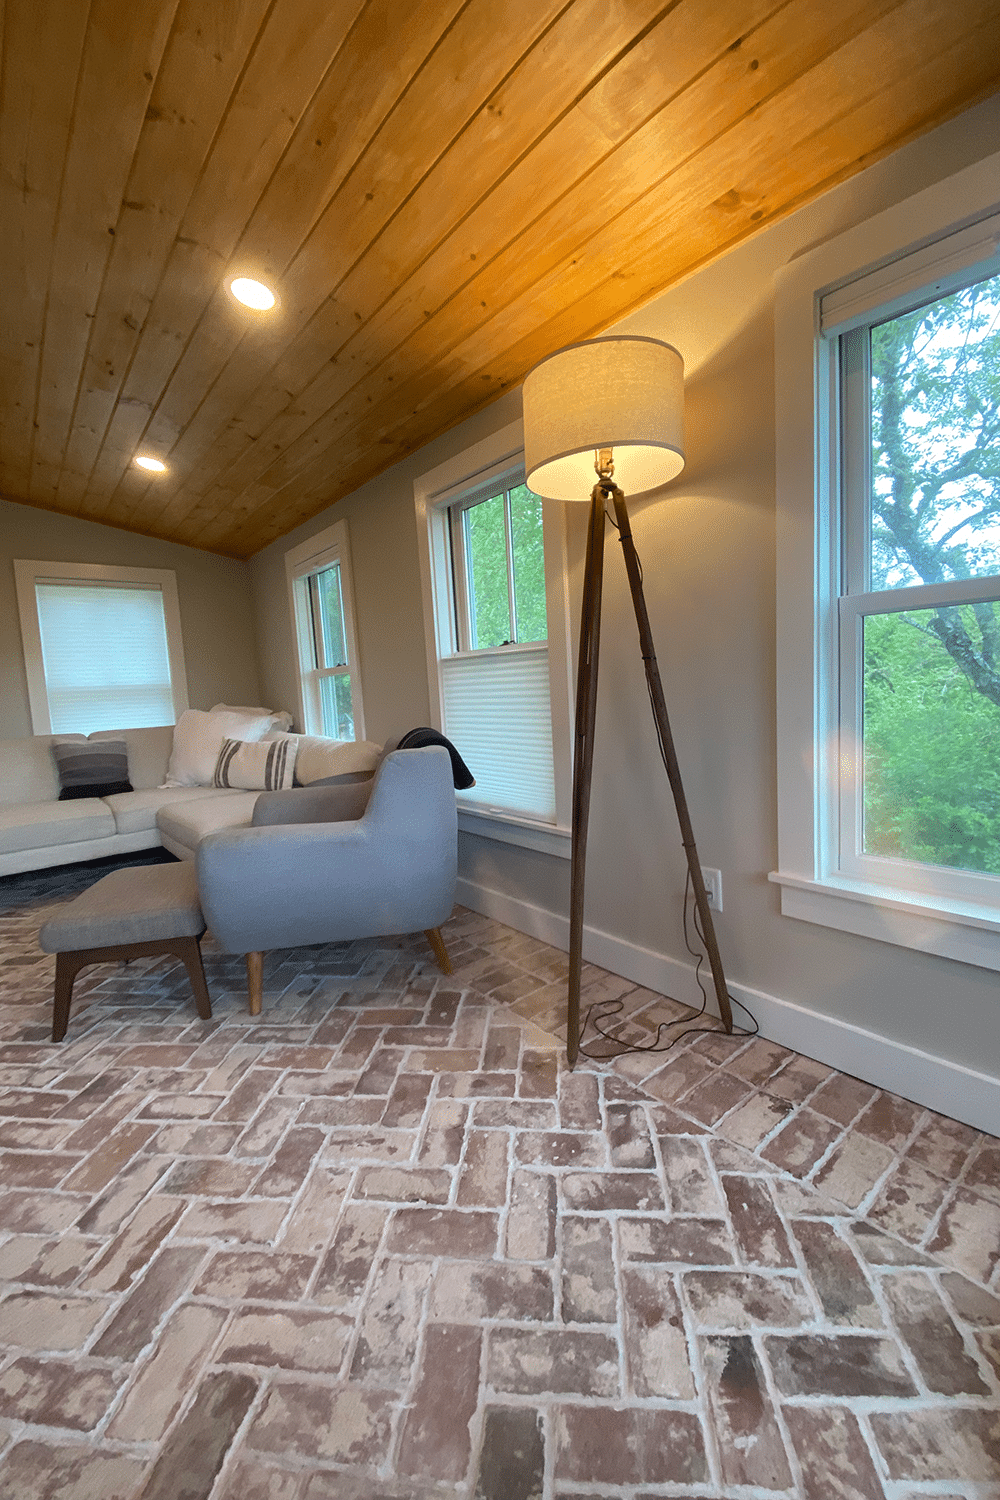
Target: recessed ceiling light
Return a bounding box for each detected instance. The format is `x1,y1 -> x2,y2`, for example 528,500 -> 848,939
229,277 -> 276,310
135,455 -> 166,473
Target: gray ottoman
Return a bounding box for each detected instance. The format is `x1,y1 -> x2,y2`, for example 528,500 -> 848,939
39,862 -> 212,1041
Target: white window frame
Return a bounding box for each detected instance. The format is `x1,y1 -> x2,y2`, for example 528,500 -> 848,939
414,419 -> 574,857
285,520 -> 365,739
772,150 -> 1000,971
14,559 -> 189,734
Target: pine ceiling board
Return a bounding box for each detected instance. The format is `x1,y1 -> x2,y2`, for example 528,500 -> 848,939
27,0 -> 181,510
197,1 -> 999,555
178,0 -> 900,545
120,0 -> 578,542
0,0 -> 91,504
54,0 -> 278,517
105,0 -> 472,536
80,0 -> 370,523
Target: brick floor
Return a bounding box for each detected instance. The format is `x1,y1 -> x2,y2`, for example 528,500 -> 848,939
1,852 -> 998,1498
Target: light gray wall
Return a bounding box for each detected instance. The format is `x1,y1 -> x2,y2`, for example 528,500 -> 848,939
1,498 -> 262,738
249,95 -> 1000,1079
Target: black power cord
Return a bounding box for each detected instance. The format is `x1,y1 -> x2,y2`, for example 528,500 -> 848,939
577,500 -> 760,1064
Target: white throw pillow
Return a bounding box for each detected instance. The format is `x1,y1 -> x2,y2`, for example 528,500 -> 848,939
212,702 -> 293,733
213,734 -> 296,791
294,736 -> 383,785
164,708 -> 273,787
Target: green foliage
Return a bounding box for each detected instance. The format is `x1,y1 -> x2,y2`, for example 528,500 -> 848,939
862,271 -> 1000,875
464,485 -> 546,648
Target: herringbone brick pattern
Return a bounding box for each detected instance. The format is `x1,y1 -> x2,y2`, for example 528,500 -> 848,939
1,854 -> 998,1498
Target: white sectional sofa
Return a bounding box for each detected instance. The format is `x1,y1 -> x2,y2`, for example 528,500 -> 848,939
0,727 -> 253,877
0,721 -> 383,876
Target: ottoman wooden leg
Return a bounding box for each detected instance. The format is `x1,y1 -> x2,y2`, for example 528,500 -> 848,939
247,951 -> 264,1016
424,927 -> 453,975
52,952 -> 86,1042
174,936 -> 212,1021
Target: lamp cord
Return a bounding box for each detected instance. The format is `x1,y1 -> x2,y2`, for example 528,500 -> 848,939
577,501 -> 760,1063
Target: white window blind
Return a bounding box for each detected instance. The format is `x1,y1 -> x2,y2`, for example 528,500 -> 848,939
34,581 -> 175,733
440,644 -> 555,820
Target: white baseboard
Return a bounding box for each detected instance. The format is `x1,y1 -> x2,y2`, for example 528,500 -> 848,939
456,876 -> 1000,1137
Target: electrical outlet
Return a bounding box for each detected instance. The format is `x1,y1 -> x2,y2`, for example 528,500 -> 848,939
700,867 -> 723,912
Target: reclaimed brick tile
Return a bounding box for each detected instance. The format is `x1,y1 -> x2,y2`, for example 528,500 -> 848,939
280,1165 -> 352,1256
558,1071 -> 601,1131
759,1108 -> 841,1177
215,1462 -> 305,1499
809,1071 -> 878,1126
82,1187 -> 184,1290
0,1440 -> 146,1499
723,1176 -> 795,1268
812,1131 -> 897,1209
419,1099 -> 468,1165
152,1121 -> 243,1157
380,1072 -> 432,1128
134,1368 -> 258,1500
554,1405 -> 708,1486
792,1219 -> 881,1326
233,1099 -> 300,1158
176,1198 -> 288,1246
92,1245 -> 204,1358
0,1119 -> 73,1149
713,1090 -> 793,1150
61,1122 -> 157,1192
0,1289 -> 111,1350
0,1355 -> 124,1430
520,1049 -> 558,1099
562,1171 -> 663,1212
928,1186 -> 1000,1287
883,1269 -> 990,1394
677,1069 -> 754,1127
195,1250 -> 315,1302
766,1054 -> 832,1103
0,1188 -> 90,1234
354,1046 -> 404,1096
456,1129 -> 509,1207
516,1130 -> 606,1169
867,1156 -> 954,1244
783,1404 -> 887,1500
869,1408 -> 1000,1482
940,1271 -> 1000,1326
0,1233 -> 98,1287
622,1266 -> 693,1397
618,1216 -> 734,1266
640,1051 -> 715,1105
313,1205 -> 387,1305
849,1220 -> 935,1267
684,1270 -> 814,1328
248,1381 -> 396,1465
300,1095 -> 386,1126
474,1099 -> 556,1129
505,1170 -> 556,1261
252,1125 -> 326,1198
216,1307 -> 352,1372
603,1101 -> 655,1168
905,1113 -> 981,1180
108,1302 -> 228,1441
322,1126 -> 416,1163
350,1256 -> 433,1384
724,1038 -> 793,1085
387,1206 -> 499,1258
354,1165 -> 451,1203
161,1157 -> 261,1197
766,1332 -> 918,1396
488,1327 -> 619,1395
561,1215 -> 617,1324
483,1025 -> 521,1072
397,1324 -> 482,1480
430,1261 -> 554,1323
856,1091 -> 925,1149
659,1137 -> 723,1216
701,1334 -> 793,1488
213,1068 -> 281,1123
474,1405 -> 545,1500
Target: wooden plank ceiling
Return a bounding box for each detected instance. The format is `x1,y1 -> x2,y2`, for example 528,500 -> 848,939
1,0 -> 998,559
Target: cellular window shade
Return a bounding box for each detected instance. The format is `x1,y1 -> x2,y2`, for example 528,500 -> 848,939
440,645 -> 555,821
35,581 -> 175,733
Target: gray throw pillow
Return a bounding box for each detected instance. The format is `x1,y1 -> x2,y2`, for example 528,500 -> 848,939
52,738 -> 133,801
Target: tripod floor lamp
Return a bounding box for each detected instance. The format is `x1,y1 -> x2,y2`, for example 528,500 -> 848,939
522,335 -> 734,1066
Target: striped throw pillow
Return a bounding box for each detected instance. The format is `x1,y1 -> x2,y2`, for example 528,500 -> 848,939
213,736 -> 295,791
52,738 -> 133,801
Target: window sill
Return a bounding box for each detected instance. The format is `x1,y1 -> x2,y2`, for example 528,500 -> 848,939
457,802 -> 572,858
769,869 -> 1000,974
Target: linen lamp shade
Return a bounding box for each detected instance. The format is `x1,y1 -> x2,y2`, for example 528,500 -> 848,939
523,335 -> 685,501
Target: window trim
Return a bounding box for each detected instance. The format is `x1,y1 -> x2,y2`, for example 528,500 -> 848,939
772,150 -> 1000,971
414,419 -> 573,856
14,559 -> 189,734
284,520 -> 365,740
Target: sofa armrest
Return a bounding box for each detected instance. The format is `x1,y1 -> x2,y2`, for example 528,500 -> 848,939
251,780 -> 372,827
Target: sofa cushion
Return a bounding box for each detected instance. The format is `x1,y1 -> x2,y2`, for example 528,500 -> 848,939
164,708 -> 274,788
0,739 -> 62,805
214,735 -> 296,791
293,735 -> 383,786
0,799 -> 116,854
90,726 -> 174,791
156,791 -> 259,858
52,738 -> 132,800
102,785 -> 248,837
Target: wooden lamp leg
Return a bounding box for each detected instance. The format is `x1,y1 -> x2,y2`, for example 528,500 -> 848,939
567,486 -> 607,1066
246,951 -> 264,1016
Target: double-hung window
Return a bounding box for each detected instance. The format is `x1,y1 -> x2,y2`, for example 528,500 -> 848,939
14,560 -> 188,734
416,420 -> 573,855
286,521 -> 364,740
774,155 -> 1000,968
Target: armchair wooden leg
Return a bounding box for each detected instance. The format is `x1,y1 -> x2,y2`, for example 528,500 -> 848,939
246,951 -> 264,1016
424,927 -> 452,975
175,936 -> 212,1021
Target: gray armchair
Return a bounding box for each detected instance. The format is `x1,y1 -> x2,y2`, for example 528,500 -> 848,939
196,746 -> 457,1014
